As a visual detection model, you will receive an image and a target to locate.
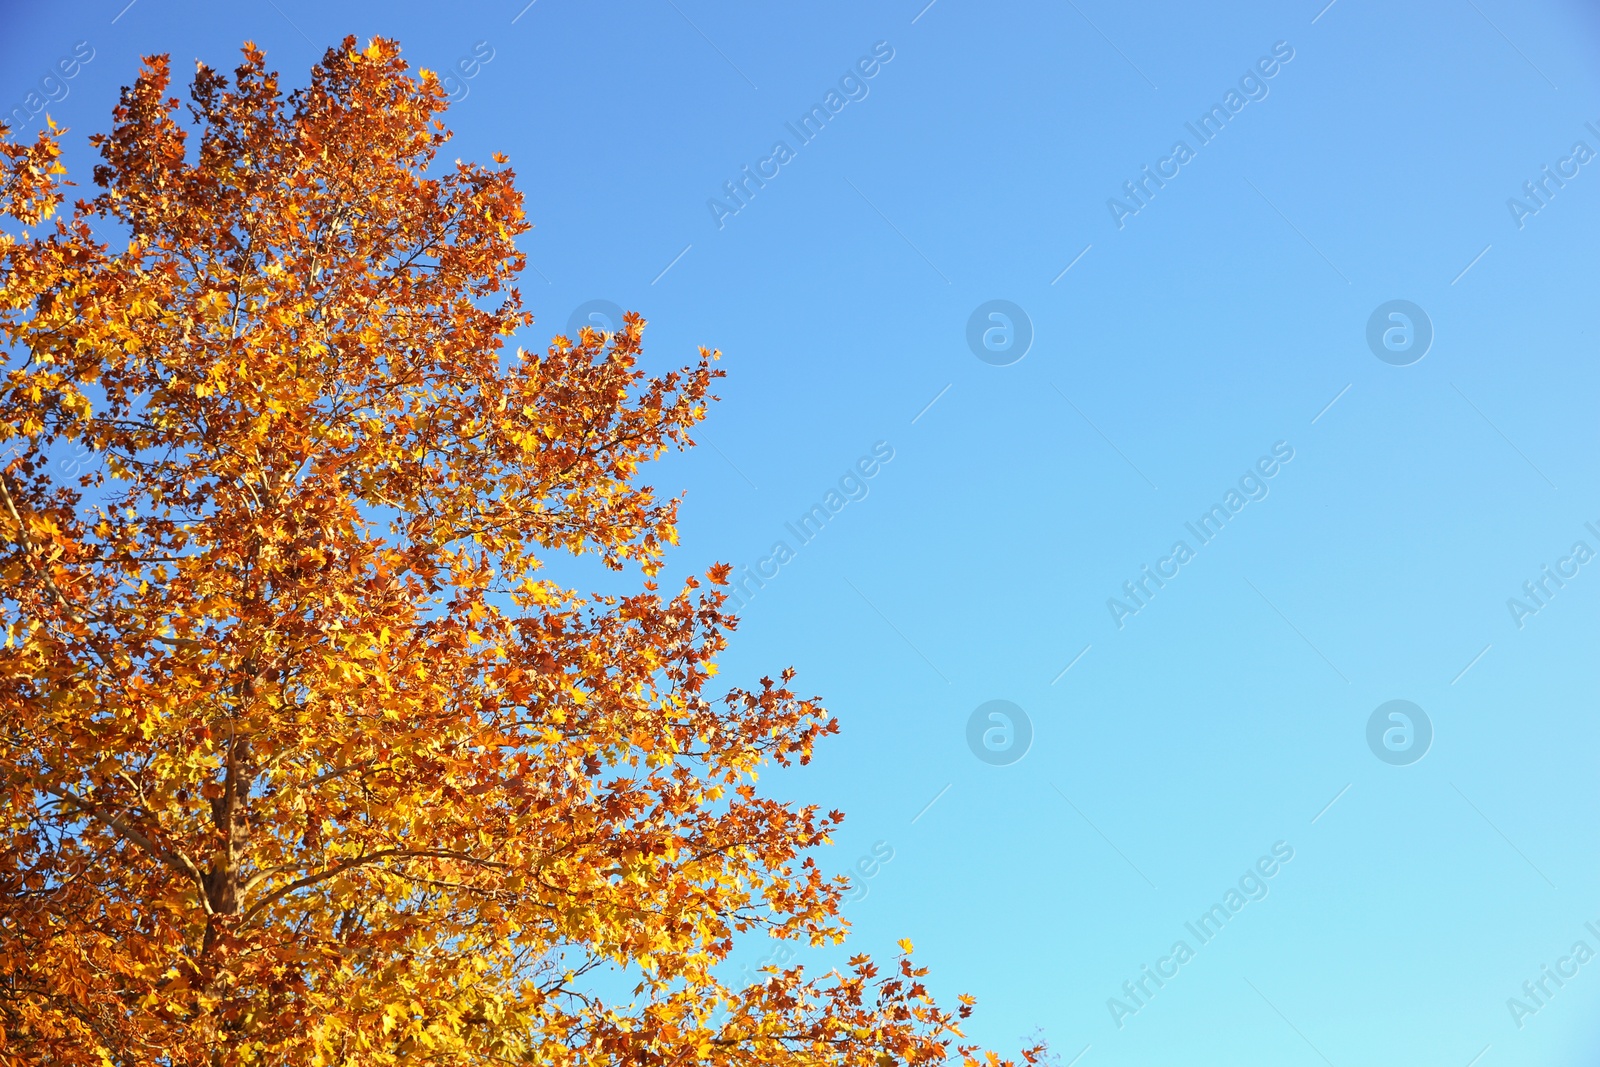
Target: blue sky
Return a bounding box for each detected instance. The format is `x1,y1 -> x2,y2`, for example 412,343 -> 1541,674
6,0 -> 1600,1062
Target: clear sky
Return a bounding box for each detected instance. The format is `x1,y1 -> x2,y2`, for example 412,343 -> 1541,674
6,0 -> 1600,1063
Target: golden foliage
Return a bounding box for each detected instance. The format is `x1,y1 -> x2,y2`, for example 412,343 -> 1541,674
0,38 -> 1041,1067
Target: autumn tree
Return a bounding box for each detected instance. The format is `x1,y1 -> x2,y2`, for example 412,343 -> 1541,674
0,38 -> 1037,1067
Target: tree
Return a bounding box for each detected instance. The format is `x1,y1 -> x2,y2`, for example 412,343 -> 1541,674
0,38 -> 1038,1067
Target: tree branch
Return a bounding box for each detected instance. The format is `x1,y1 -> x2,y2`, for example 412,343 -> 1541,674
10,770 -> 211,912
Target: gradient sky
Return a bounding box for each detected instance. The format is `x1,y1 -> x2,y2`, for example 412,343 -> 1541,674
6,0 -> 1600,1063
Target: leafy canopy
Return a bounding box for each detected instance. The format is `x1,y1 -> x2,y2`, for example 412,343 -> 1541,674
0,37 -> 1039,1067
